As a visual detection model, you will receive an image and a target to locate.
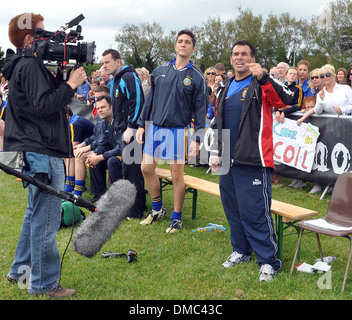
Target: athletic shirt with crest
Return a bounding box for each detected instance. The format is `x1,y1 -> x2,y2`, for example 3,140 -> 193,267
138,58 -> 207,133
224,74 -> 253,157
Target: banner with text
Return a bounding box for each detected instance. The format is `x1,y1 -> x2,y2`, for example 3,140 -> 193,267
274,113 -> 352,185
273,118 -> 320,173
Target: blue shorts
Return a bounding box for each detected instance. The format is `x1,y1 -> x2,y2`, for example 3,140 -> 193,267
143,123 -> 190,160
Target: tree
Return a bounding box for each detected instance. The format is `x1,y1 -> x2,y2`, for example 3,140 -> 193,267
114,22 -> 175,72
261,13 -> 308,68
112,0 -> 350,73
310,0 -> 352,68
195,16 -> 236,70
83,62 -> 103,77
232,8 -> 265,65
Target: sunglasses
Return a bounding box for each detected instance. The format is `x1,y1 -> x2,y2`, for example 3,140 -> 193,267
207,72 -> 216,75
311,76 -> 319,80
320,73 -> 332,79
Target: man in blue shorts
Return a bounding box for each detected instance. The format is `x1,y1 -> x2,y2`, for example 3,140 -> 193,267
136,30 -> 207,233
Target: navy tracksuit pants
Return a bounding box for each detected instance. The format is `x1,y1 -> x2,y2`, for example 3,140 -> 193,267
219,164 -> 281,271
90,144 -> 146,218
89,156 -> 123,196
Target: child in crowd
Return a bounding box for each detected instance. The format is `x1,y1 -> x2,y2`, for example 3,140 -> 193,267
300,95 -> 316,113
87,80 -> 100,117
274,66 -> 303,123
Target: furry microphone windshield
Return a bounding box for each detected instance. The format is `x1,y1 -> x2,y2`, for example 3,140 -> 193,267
72,179 -> 136,258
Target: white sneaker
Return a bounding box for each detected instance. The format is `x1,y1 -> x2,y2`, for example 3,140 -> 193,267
165,219 -> 183,233
259,264 -> 276,282
140,206 -> 166,225
222,251 -> 251,268
293,180 -> 306,189
309,184 -> 322,194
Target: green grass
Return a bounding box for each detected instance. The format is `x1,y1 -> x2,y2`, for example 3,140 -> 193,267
1,164 -> 352,300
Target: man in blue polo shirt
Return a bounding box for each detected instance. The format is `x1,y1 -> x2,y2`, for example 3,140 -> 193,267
210,40 -> 299,282
136,30 -> 207,233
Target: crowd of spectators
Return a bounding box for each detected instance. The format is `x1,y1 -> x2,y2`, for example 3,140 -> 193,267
203,59 -> 352,195
1,54 -> 351,200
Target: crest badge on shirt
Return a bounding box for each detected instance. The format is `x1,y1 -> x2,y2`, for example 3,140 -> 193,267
115,89 -> 119,98
183,76 -> 192,86
242,87 -> 249,99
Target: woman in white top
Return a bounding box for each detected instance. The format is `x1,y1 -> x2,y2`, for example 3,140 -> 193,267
297,64 -> 352,126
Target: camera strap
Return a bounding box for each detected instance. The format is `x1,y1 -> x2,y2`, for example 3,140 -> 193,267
20,48 -> 35,58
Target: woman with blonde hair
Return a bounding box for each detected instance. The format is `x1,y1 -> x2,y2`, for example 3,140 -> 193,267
297,64 -> 352,126
297,64 -> 352,195
204,67 -> 216,89
310,68 -> 323,94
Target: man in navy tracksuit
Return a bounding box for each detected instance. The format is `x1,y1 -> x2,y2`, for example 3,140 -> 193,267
101,49 -> 146,219
73,85 -> 111,201
210,40 -> 299,281
86,95 -> 123,198
136,30 -> 207,233
75,113 -> 107,201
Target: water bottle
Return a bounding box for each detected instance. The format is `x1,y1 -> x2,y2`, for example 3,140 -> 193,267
314,256 -> 336,264
192,226 -> 216,233
192,223 -> 227,233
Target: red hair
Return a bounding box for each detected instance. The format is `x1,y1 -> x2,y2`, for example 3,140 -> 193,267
8,13 -> 44,49
302,95 -> 317,109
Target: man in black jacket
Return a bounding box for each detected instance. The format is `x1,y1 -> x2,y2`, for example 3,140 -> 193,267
101,49 -> 146,219
3,13 -> 87,298
210,40 -> 298,282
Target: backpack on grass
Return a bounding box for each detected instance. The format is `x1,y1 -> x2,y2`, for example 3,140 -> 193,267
61,201 -> 86,228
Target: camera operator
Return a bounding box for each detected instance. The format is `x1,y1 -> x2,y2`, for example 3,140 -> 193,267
3,13 -> 87,298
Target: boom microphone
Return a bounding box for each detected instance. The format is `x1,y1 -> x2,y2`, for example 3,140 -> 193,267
0,161 -> 96,212
72,179 -> 136,258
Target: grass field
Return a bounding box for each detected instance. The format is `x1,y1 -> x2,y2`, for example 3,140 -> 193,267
1,163 -> 352,301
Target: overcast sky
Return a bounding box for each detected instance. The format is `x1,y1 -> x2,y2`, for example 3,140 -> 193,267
0,0 -> 333,63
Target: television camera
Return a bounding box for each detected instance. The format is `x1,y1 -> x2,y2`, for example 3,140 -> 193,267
24,14 -> 95,78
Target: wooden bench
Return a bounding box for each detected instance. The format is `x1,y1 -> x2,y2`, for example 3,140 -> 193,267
271,200 -> 318,261
155,167 -> 318,261
156,168 -> 220,219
